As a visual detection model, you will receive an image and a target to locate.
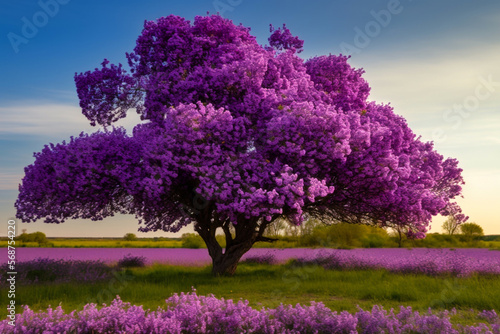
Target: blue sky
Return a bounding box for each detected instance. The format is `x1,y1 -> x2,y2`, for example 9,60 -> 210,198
1,0 -> 499,237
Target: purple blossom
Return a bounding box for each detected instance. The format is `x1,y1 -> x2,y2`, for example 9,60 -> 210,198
268,24 -> 304,53
0,291 -> 497,333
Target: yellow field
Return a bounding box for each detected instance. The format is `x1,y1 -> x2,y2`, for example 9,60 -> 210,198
0,238 -> 183,248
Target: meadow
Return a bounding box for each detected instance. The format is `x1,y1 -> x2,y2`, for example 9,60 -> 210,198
0,237 -> 184,248
1,248 -> 500,332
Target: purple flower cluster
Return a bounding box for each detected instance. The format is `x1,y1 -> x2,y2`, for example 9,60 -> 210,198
479,310 -> 499,324
1,291 -> 498,333
74,59 -> 143,126
0,258 -> 113,286
117,254 -> 147,268
241,253 -> 277,265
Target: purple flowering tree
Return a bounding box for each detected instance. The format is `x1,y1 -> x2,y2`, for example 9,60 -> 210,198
16,15 -> 466,275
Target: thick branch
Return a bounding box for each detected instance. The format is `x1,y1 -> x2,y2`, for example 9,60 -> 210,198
255,235 -> 279,242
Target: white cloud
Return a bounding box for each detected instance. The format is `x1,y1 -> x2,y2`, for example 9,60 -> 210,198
0,103 -> 143,137
350,38 -> 500,234
356,43 -> 500,115
0,173 -> 23,190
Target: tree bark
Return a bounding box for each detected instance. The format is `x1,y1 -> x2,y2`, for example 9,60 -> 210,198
210,240 -> 253,276
194,209 -> 276,276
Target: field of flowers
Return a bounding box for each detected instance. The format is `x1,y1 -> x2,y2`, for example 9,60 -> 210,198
2,248 -> 500,333
1,290 -> 499,333
3,247 -> 500,276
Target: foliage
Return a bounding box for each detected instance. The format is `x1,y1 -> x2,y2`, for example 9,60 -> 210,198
123,233 -> 138,241
442,215 -> 462,235
361,233 -> 389,248
2,231 -> 497,249
283,218 -> 323,238
0,258 -> 112,286
16,14 -> 466,275
181,233 -> 205,249
17,231 -> 47,245
460,222 -> 484,240
301,222 -> 394,248
483,235 -> 500,242
263,218 -> 287,237
1,291 -> 499,333
117,254 -> 146,268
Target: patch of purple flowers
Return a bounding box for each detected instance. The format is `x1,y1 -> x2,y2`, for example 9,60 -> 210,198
117,254 -> 147,268
1,291 -> 498,333
0,258 -> 113,285
241,254 -> 277,265
479,310 -> 499,324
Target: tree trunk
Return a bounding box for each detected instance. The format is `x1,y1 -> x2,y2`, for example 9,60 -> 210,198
210,242 -> 252,276
192,203 -> 276,276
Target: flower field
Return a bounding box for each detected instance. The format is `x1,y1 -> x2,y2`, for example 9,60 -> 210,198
4,247 -> 500,276
1,291 -> 499,333
2,248 -> 500,332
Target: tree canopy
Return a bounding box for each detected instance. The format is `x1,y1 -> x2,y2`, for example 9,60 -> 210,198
16,15 -> 466,275
460,222 -> 484,240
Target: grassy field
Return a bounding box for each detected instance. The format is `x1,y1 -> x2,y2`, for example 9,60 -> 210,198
2,263 -> 499,326
0,238 -> 184,248
0,237 -> 300,249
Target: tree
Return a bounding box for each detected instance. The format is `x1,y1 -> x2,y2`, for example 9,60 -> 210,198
15,15 -> 466,276
263,218 -> 286,238
442,215 -> 461,235
460,222 -> 484,241
18,231 -> 47,245
181,233 -> 204,249
390,224 -> 409,248
123,233 -> 137,241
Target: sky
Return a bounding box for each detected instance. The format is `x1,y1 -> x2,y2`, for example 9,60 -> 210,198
1,0 -> 499,237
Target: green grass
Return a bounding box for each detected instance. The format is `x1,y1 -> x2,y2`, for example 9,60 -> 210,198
0,238 -> 299,248
2,263 -> 499,326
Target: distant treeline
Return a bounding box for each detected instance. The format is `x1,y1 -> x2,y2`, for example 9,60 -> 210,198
180,221 -> 498,249
2,225 -> 499,249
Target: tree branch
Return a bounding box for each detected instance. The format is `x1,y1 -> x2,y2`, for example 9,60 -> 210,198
255,235 -> 279,242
